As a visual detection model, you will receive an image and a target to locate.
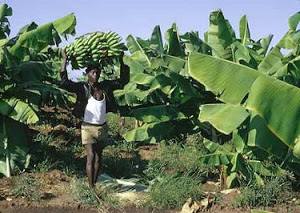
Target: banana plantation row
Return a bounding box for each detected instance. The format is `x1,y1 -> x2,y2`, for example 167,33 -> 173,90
1,4 -> 300,188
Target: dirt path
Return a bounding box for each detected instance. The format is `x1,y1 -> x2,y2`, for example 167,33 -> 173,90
0,207 -> 97,213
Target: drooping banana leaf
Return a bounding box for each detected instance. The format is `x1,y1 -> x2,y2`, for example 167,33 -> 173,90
129,105 -> 186,123
189,54 -> 300,161
17,22 -> 38,35
0,98 -> 38,125
9,13 -> 76,60
188,52 -> 261,105
199,104 -> 249,135
199,139 -> 233,166
53,13 -> 76,37
0,116 -> 30,177
123,121 -> 176,142
247,76 -> 300,156
247,113 -> 289,160
113,83 -> 149,106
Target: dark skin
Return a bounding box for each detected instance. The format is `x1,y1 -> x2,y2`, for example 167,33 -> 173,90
61,50 -> 107,188
85,83 -> 104,188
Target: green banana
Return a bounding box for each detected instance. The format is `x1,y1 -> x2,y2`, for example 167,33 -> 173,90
66,31 -> 126,70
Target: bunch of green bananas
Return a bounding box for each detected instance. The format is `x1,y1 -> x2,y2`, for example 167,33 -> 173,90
65,31 -> 127,69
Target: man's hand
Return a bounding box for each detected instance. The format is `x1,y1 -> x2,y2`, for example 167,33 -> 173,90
61,48 -> 68,73
62,48 -> 68,62
119,51 -> 124,64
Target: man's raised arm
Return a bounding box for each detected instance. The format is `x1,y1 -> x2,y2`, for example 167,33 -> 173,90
60,49 -> 80,93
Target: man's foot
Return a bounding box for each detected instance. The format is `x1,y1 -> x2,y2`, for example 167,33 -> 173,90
88,183 -> 95,189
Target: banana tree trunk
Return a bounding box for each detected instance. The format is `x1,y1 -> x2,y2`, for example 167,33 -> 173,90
6,153 -> 11,177
2,117 -> 11,177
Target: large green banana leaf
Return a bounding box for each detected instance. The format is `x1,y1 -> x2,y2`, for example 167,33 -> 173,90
9,13 -> 76,60
162,55 -> 185,73
247,76 -> 300,152
180,31 -> 211,55
13,60 -> 61,82
0,98 -> 38,124
123,54 -> 147,74
126,50 -> 151,69
188,52 -> 261,105
188,52 -> 294,160
231,41 -> 251,64
0,116 -> 30,177
200,139 -> 285,187
114,83 -> 149,106
258,46 -> 284,75
126,35 -> 145,54
123,121 -> 176,142
258,11 -> 300,80
130,105 -> 186,123
254,35 -> 273,57
165,23 -> 184,57
199,104 -> 249,135
53,13 -> 76,36
206,10 -> 235,60
9,82 -> 74,107
150,25 -> 164,55
248,113 -> 289,159
17,22 -> 38,35
0,97 -> 38,176
289,12 -> 300,31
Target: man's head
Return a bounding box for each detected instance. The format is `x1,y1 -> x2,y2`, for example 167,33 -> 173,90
85,66 -> 101,84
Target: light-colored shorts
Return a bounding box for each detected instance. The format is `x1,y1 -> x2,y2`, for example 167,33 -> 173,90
81,122 -> 108,145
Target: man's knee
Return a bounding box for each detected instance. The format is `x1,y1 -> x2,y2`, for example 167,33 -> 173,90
85,145 -> 95,165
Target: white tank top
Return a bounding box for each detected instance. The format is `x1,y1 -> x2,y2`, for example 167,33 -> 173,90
83,95 -> 106,125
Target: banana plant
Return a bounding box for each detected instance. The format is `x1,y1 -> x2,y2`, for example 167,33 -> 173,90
188,52 -> 300,174
205,10 -> 273,69
258,12 -> 300,87
200,136 -> 285,188
0,4 -> 76,177
115,10 -> 280,143
114,24 -> 216,143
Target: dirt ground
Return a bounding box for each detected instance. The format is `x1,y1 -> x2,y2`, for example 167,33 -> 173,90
1,169 -> 300,213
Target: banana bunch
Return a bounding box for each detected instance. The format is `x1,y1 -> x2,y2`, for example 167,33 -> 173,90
65,31 -> 127,70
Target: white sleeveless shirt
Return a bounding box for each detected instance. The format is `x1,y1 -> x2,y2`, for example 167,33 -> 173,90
83,95 -> 106,125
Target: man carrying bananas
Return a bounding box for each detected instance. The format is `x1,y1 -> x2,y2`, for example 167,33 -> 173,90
60,50 -> 129,188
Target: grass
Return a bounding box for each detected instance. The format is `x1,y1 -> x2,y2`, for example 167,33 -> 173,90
141,134 -> 212,209
32,157 -> 61,173
143,134 -> 215,181
148,174 -> 203,209
30,123 -> 86,177
70,178 -> 119,209
70,178 -> 99,206
234,175 -> 293,208
11,174 -> 42,201
103,143 -> 146,178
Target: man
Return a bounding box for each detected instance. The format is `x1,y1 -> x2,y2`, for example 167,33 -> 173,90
60,49 -> 129,188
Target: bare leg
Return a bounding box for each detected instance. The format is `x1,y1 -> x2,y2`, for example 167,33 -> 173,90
85,144 -> 95,188
93,143 -> 103,185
